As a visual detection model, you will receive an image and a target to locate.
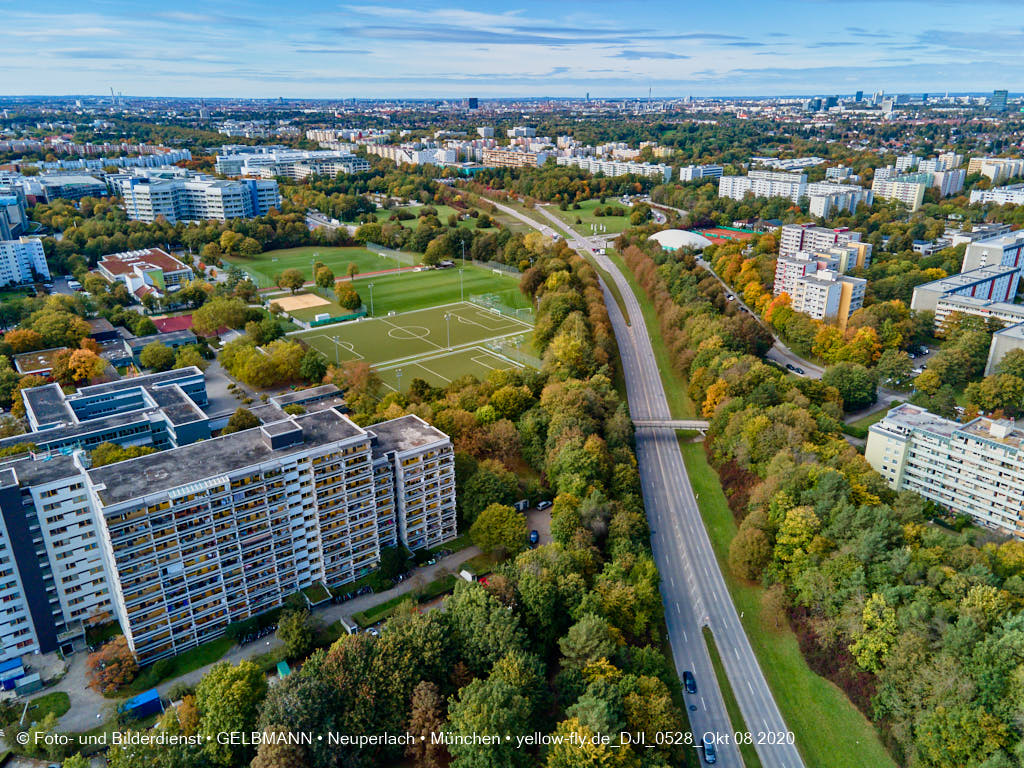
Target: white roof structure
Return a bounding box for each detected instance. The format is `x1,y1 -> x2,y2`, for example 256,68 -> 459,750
649,229 -> 713,251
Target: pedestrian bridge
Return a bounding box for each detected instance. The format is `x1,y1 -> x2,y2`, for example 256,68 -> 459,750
633,419 -> 710,432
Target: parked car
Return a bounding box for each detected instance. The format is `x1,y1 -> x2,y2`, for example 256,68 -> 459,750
529,530 -> 539,547
536,500 -> 553,511
682,670 -> 697,694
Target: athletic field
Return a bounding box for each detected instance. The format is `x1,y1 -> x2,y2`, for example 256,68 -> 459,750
223,246 -> 407,288
351,264 -> 529,317
291,302 -> 536,391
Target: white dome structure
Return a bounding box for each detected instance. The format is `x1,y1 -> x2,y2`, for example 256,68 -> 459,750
649,229 -> 713,252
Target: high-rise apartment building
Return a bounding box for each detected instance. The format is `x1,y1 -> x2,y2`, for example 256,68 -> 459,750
109,170 -> 280,223
678,164 -> 723,181
778,224 -> 870,262
790,270 -> 866,329
554,156 -> 671,182
992,90 -> 1009,112
717,170 -> 807,203
967,157 -> 1024,184
910,265 -> 1021,316
0,237 -> 50,287
970,184 -> 1024,206
0,387 -> 456,663
866,404 -> 1024,536
482,148 -> 548,169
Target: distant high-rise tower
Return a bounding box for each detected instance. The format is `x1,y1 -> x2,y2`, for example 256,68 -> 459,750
854,90 -> 863,102
992,89 -> 1009,112
585,92 -> 590,102
467,97 -> 478,109
921,93 -> 928,104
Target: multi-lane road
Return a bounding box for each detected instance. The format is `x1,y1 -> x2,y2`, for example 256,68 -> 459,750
493,199 -> 805,768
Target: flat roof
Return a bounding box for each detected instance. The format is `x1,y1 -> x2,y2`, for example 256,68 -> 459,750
125,330 -> 196,352
148,385 -> 207,426
270,384 -> 341,407
1,452 -> 81,487
13,347 -> 69,374
960,417 -> 1024,449
87,318 -> 116,334
75,367 -> 203,397
87,407 -> 366,507
23,383 -> 74,425
874,403 -> 960,438
368,414 -> 448,455
993,323 -> 1024,340
917,264 -> 1019,293
98,248 -> 189,276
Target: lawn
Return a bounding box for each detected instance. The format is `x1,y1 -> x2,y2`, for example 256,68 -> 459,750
678,438 -> 896,768
27,691 -> 70,722
117,634 -> 236,697
384,204 -> 485,231
352,574 -> 458,627
223,246 -> 407,288
349,263 -> 527,317
606,247 -> 695,418
550,198 -> 633,236
848,404 -> 901,431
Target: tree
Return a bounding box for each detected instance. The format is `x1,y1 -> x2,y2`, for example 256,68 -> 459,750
314,266 -> 334,288
334,281 -> 361,310
558,614 -> 619,669
299,349 -> 327,383
469,503 -> 527,559
191,297 -> 248,337
821,362 -> 877,411
460,460 -> 520,524
174,345 -> 209,371
545,717 -> 630,768
239,237 -> 262,257
728,522 -> 773,580
222,407 -> 259,435
851,592 -> 897,673
62,754 -> 90,768
196,660 -> 267,766
276,609 -> 317,660
139,341 -> 176,371
406,681 -> 448,768
134,316 -> 158,336
90,442 -> 157,467
4,328 -> 44,353
87,636 -> 138,694
251,725 -> 305,768
52,348 -> 106,384
346,262 -> 359,278
875,348 -> 914,388
445,677 -> 531,768
276,268 -> 306,294
445,582 -> 527,675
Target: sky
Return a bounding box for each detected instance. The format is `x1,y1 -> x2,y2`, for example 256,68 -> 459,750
4,0 -> 1023,99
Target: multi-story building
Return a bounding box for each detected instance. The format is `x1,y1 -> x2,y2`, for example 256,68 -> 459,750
967,157 -> 1024,184
215,147 -> 371,178
918,152 -> 963,174
866,403 -> 1024,536
970,184 -> 1024,206
506,127 -> 536,138
97,248 -> 194,303
678,164 -> 723,181
778,224 -> 869,261
871,172 -> 928,211
554,156 -> 671,182
481,148 -> 548,169
33,174 -> 109,203
790,270 -> 866,329
0,184 -> 29,240
961,230 -> 1024,276
0,397 -> 456,663
773,252 -> 839,296
718,170 -> 807,203
805,182 -> 873,217
931,294 -> 1024,330
109,169 -> 280,223
910,265 -> 1021,316
0,237 -> 50,286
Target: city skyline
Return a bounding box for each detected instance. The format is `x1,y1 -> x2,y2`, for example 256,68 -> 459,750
4,0 -> 1024,98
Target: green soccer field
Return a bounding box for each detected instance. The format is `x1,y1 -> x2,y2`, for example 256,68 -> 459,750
376,347 -> 528,391
350,264 -> 529,317
292,302 -> 533,367
223,246 -> 409,288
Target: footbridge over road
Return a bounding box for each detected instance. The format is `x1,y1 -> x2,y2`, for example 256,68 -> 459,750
633,419 -> 711,432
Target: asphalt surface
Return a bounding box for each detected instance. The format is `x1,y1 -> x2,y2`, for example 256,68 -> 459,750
494,199 -> 805,768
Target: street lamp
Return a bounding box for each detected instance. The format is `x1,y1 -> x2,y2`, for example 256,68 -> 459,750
368,283 -> 374,316
396,368 -> 403,392
458,268 -> 464,302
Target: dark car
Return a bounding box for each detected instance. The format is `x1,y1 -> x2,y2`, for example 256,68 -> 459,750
529,530 -> 540,547
702,734 -> 717,764
682,670 -> 697,694
794,367 -> 805,375
785,363 -> 795,371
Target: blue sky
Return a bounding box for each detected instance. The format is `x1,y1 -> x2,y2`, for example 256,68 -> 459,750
4,0 -> 1023,98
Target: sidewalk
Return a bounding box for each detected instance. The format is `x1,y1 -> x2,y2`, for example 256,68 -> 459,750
54,545 -> 480,732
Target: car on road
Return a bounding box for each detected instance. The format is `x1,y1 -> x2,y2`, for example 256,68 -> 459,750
529,530 -> 539,547
785,363 -> 795,371
682,670 -> 697,694
536,500 -> 552,511
702,734 -> 717,764
794,367 -> 805,375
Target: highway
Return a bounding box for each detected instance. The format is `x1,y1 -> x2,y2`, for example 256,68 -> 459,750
493,198 -> 805,768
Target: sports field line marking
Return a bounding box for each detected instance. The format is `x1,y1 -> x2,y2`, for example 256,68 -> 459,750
371,330 -> 532,370
471,353 -> 516,371
411,360 -> 453,384
379,315 -> 445,352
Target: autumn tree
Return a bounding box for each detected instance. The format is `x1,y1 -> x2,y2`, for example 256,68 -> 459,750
334,280 -> 361,310
87,636 -> 139,694
276,268 -> 306,294
276,609 -> 318,660
469,502 -> 527,559
406,681 -> 448,768
139,342 -> 176,371
222,407 -> 259,435
196,660 -> 267,766
314,266 -> 334,288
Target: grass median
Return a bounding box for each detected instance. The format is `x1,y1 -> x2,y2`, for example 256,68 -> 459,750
678,437 -> 896,768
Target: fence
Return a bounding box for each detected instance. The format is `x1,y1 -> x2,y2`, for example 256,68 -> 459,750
469,292 -> 533,321
481,260 -> 522,276
486,335 -> 542,369
365,242 -> 418,266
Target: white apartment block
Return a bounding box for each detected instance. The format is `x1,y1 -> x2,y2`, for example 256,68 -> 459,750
961,230 -> 1024,276
895,154 -> 920,172
968,157 -> 1024,184
507,127 -> 537,138
970,184 -> 1024,206
773,252 -> 839,296
110,170 -> 279,223
932,294 -> 1024,330
0,408 -> 456,664
871,175 -> 927,211
866,403 -> 1024,537
0,237 -> 50,287
918,152 -> 963,173
718,170 -> 807,203
749,156 -> 825,171
791,270 -> 866,328
215,147 -> 370,178
678,164 -> 723,182
778,224 -> 870,264
482,148 -> 549,169
805,182 -> 873,217
555,156 -> 671,182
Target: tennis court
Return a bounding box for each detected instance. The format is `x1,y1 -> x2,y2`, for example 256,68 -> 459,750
291,302 -> 534,368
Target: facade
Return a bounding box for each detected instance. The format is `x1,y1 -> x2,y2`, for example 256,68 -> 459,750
866,403 -> 1024,537
967,157 -> 1024,184
0,184 -> 29,240
986,323 -> 1024,376
678,164 -> 723,182
932,294 -> 1024,330
773,252 -> 838,296
0,237 -> 50,286
554,156 -> 671,181
970,184 -> 1024,206
215,147 -> 371,179
910,265 -> 1021,315
791,270 -> 866,328
871,174 -> 927,211
718,170 -> 807,203
110,170 -> 280,223
806,183 -> 873,217
0,398 -> 455,663
97,248 -> 194,302
961,230 -> 1024,276
481,148 -> 548,169
778,224 -> 869,262
35,175 -> 108,202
